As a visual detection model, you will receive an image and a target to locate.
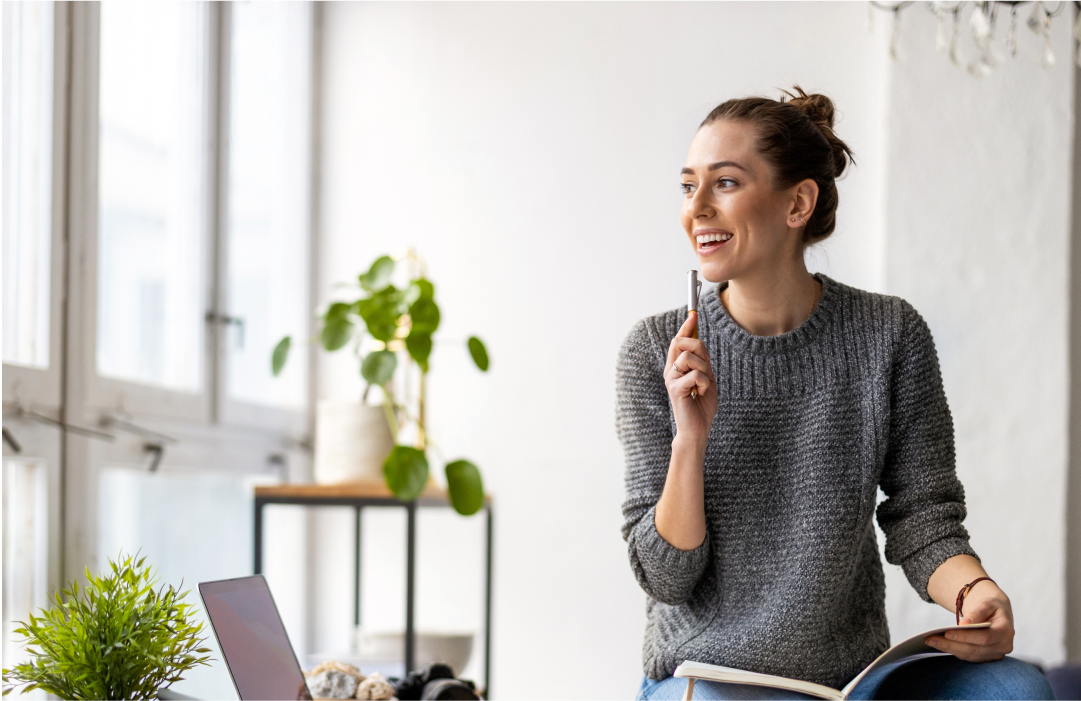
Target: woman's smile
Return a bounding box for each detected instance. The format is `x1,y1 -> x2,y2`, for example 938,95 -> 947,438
693,227 -> 734,255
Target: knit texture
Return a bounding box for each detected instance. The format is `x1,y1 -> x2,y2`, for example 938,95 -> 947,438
616,274 -> 977,688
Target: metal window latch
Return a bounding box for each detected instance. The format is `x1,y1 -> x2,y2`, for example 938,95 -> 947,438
145,443 -> 165,472
3,427 -> 22,453
267,453 -> 287,481
205,311 -> 245,350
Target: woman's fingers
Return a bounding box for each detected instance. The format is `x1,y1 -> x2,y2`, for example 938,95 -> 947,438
959,600 -> 1000,627
667,335 -> 711,368
944,627 -> 995,646
925,634 -> 1009,662
671,369 -> 711,397
666,318 -> 713,398
946,600 -> 1014,647
672,350 -> 713,378
926,607 -> 1014,662
677,312 -> 697,338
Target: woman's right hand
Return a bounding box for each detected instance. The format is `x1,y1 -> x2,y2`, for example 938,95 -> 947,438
665,313 -> 718,445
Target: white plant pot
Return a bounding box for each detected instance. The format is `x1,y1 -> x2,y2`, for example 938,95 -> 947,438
314,400 -> 394,484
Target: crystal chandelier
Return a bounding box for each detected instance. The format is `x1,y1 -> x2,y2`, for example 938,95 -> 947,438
869,0 -> 1081,73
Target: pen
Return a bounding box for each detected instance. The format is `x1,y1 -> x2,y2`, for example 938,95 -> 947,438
688,270 -> 701,398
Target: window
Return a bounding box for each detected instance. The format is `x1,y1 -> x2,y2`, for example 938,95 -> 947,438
225,2 -> 312,410
2,458 -> 49,675
86,1 -> 311,424
2,3 -> 315,677
96,2 -> 210,392
2,2 -> 54,370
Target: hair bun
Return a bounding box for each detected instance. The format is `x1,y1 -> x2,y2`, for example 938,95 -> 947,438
783,85 -> 850,178
784,85 -> 835,129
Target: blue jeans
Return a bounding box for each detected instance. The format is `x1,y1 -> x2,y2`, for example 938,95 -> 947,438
637,656 -> 1055,700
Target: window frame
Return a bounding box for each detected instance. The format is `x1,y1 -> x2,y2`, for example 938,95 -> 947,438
57,1 -> 316,582
2,0 -> 70,414
66,2 -> 313,430
0,0 -> 71,616
213,2 -> 314,436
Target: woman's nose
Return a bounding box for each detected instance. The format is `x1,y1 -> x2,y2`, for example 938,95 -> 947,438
688,186 -> 714,219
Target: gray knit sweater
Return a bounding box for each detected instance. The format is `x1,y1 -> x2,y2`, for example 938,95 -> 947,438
616,274 -> 977,688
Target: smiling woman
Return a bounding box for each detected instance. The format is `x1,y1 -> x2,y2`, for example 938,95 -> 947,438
616,87 -> 1054,701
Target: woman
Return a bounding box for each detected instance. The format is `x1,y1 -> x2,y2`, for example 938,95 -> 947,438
616,88 -> 1054,701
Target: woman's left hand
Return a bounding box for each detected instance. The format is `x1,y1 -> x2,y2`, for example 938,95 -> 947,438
925,583 -> 1015,662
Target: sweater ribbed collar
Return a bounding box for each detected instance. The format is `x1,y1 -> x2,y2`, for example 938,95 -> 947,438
701,273 -> 838,355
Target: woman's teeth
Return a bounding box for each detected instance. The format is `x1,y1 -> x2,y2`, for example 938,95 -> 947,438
696,232 -> 733,244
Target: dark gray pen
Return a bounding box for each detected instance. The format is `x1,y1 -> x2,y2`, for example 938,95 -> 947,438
688,270 -> 701,339
688,270 -> 701,398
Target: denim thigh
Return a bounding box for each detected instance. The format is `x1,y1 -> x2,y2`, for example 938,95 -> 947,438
637,676 -> 819,700
853,655 -> 1054,701
639,656 -> 1054,701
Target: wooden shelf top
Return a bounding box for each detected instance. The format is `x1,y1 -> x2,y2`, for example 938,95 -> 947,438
255,480 -> 448,501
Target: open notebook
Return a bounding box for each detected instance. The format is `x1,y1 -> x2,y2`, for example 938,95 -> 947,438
673,623 -> 991,701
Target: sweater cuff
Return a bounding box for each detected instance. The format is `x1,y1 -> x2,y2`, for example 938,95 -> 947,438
635,505 -> 711,576
901,536 -> 979,603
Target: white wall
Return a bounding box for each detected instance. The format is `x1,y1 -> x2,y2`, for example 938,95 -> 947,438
317,3 -> 889,697
881,6 -> 1074,665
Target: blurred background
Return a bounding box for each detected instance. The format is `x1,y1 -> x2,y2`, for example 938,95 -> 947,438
2,2 -> 1079,699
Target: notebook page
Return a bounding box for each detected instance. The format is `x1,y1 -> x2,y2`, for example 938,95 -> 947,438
840,623 -> 992,697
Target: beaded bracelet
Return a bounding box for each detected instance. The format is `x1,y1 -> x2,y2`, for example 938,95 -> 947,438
955,576 -> 995,624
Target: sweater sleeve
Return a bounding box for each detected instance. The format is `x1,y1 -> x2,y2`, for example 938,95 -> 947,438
876,302 -> 978,602
617,318 -> 711,606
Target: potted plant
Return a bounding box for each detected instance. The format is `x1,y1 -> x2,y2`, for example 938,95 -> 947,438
2,553 -> 212,699
273,250 -> 490,516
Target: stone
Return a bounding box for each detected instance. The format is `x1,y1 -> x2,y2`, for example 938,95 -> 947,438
355,672 -> 395,700
307,669 -> 359,699
309,660 -> 364,679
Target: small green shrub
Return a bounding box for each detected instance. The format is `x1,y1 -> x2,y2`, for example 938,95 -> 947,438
2,553 -> 212,700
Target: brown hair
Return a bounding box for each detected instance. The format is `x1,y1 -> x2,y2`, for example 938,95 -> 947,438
700,86 -> 855,243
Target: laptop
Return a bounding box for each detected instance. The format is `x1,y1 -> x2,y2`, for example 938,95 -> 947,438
199,575 -> 313,701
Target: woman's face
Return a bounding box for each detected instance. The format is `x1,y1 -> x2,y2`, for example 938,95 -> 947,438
680,119 -> 803,284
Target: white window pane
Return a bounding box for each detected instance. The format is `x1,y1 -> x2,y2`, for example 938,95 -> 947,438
97,466 -> 261,595
2,2 -> 54,369
226,2 -> 311,408
96,467 -> 282,700
97,2 -> 208,392
3,458 -> 49,677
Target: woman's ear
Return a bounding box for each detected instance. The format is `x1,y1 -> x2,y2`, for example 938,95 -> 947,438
787,179 -> 819,228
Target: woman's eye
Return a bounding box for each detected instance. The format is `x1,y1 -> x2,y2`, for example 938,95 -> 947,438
680,182 -> 695,194
717,178 -> 737,189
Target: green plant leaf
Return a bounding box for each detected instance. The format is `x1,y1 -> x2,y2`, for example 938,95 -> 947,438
359,255 -> 395,292
271,336 -> 291,376
413,278 -> 434,300
321,318 -> 354,351
402,279 -> 434,315
445,460 -> 484,516
361,350 -> 397,385
409,297 -> 440,334
325,301 -> 352,321
1,552 -> 213,700
467,336 -> 489,372
355,286 -> 403,342
383,446 -> 429,501
405,332 -> 432,372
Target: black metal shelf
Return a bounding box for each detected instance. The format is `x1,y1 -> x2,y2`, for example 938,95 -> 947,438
252,483 -> 493,696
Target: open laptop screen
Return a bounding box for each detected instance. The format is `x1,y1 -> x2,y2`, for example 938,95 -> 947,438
199,576 -> 311,701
